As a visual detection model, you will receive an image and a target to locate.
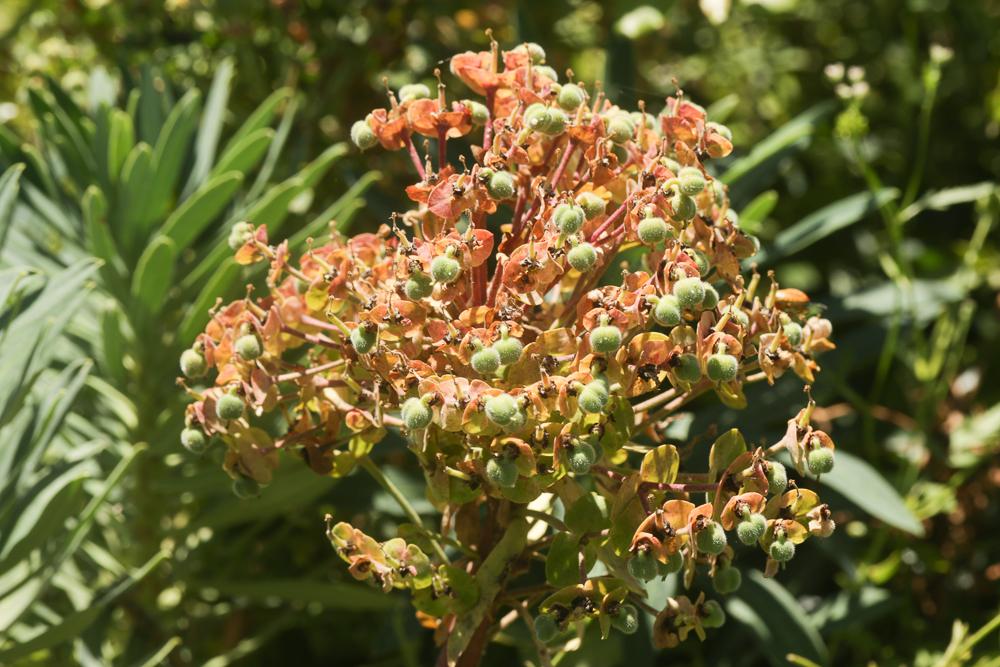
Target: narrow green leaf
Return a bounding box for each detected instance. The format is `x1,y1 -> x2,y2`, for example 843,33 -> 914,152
244,94 -> 298,202
115,143 -> 156,245
194,578 -> 397,610
178,258 -> 241,344
0,550 -> 168,662
0,463 -> 89,568
241,178 -> 302,234
148,89 -> 202,222
160,171 -> 243,250
97,304 -> 129,387
0,260 -> 98,426
756,189 -> 899,265
810,586 -> 894,632
900,181 -> 998,223
705,93 -> 740,124
295,142 -> 348,190
82,185 -> 126,293
722,102 -> 834,187
815,449 -> 924,536
137,65 -> 167,145
107,108 -> 135,185
738,190 -> 778,234
726,570 -> 829,667
131,235 -> 177,314
289,171 -> 380,247
182,58 -> 234,197
225,86 -> 292,152
135,637 -> 182,667
0,163 -> 25,250
211,127 -> 274,180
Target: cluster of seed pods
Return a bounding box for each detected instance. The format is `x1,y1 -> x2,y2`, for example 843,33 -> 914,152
179,38 -> 839,658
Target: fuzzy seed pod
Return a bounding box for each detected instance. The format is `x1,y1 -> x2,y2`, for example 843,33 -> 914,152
567,242 -> 598,272
180,348 -> 207,378
485,457 -> 519,487
589,325 -> 623,354
485,393 -> 519,425
553,203 -> 586,234
350,326 -> 378,354
696,521 -> 728,555
235,334 -> 262,360
216,393 -> 245,421
653,295 -> 682,327
350,119 -> 378,150
706,353 -> 739,382
492,336 -> 524,366
430,255 -> 461,284
673,277 -> 706,310
576,192 -> 607,219
807,448 -> 835,475
637,217 -> 670,245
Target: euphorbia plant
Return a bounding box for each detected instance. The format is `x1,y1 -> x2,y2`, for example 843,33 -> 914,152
180,37 -> 839,665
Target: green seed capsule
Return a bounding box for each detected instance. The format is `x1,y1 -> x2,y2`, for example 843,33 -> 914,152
769,537 -> 796,562
706,353 -> 739,382
485,393 -> 519,425
485,457 -> 519,487
553,203 -> 586,234
701,600 -> 726,629
567,242 -> 598,272
398,83 -> 431,103
627,551 -> 658,582
589,325 -> 623,354
696,521 -> 728,555
471,346 -> 502,375
784,322 -> 803,347
737,513 -> 767,545
576,192 -> 607,219
227,221 -> 254,250
542,108 -> 568,134
232,475 -> 261,499
807,447 -> 835,475
431,255 -> 462,284
690,249 -> 710,277
401,397 -> 433,430
660,156 -> 682,173
180,428 -> 207,454
671,192 -> 697,220
557,83 -> 586,110
566,441 -> 597,474
678,166 -> 706,196
180,348 -> 207,378
216,393 -> 245,421
350,119 -> 378,150
578,382 -> 609,414
534,65 -> 559,82
713,566 -> 742,594
673,277 -> 706,310
702,284 -> 720,310
350,326 -> 377,354
404,272 -> 433,300
464,100 -> 489,125
707,121 -> 732,141
606,115 -> 634,143
525,103 -> 551,132
653,295 -> 682,327
612,604 -> 640,635
674,353 -> 702,383
492,336 -> 524,365
637,217 -> 671,245
518,42 -> 547,64
235,334 -> 262,360
658,550 -> 684,575
534,613 -> 559,644
766,461 -> 788,496
487,171 -> 517,200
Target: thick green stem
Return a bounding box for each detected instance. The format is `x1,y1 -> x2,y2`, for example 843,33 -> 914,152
359,456 -> 450,564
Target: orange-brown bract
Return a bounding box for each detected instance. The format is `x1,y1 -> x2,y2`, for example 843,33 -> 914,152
179,38 -> 839,659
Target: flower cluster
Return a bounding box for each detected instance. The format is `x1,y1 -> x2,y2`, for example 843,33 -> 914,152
179,38 -> 838,662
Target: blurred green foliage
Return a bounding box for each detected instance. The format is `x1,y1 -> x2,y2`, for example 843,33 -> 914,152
0,0 -> 998,665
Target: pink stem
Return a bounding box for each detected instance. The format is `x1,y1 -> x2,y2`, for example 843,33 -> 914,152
405,134 -> 426,180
